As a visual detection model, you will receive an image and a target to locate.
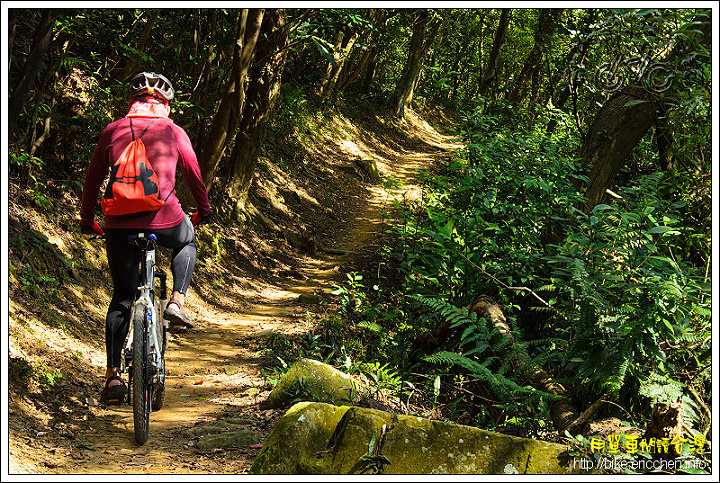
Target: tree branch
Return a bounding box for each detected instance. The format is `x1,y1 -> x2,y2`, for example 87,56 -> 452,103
455,249 -> 567,319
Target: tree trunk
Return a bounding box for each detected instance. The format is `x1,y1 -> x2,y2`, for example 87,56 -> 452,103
577,12 -> 709,210
337,12 -> 389,95
392,10 -> 438,118
8,9 -> 18,70
580,87 -> 658,210
362,46 -> 379,95
360,10 -> 394,96
466,296 -> 579,433
318,26 -> 347,97
322,28 -> 360,98
546,10 -> 595,134
198,9 -> 264,192
8,9 -> 59,140
120,10 -> 161,81
192,9 -> 218,151
226,9 -> 289,213
336,43 -> 373,93
478,9 -> 510,97
508,9 -> 563,103
391,10 -> 428,118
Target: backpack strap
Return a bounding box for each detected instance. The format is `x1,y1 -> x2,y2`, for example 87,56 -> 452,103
129,118 -> 157,140
139,119 -> 156,138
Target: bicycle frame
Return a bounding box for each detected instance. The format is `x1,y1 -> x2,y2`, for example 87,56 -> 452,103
121,234 -> 168,404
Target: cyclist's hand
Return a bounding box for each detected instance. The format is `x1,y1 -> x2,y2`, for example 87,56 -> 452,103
80,221 -> 105,236
191,212 -> 211,227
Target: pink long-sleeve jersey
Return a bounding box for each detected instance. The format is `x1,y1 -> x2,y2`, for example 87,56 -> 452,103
80,116 -> 210,230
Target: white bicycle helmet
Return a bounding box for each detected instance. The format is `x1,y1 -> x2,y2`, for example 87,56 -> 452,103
129,72 -> 174,101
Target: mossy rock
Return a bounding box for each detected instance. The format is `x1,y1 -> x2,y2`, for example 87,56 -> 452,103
260,358 -> 360,409
196,429 -> 262,451
250,402 -> 351,474
355,158 -> 380,181
251,402 -> 579,475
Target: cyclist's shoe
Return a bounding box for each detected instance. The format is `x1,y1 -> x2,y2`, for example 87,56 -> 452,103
100,375 -> 127,405
164,298 -> 194,331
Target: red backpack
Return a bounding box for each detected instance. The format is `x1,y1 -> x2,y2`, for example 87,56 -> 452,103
101,118 -> 166,216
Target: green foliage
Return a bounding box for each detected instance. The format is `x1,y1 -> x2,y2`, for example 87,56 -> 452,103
37,369 -> 64,389
415,296 -> 553,407
359,361 -> 402,396
358,427 -> 391,474
390,101 -> 585,306
638,372 -> 683,405
331,272 -> 367,315
9,152 -> 55,211
283,376 -> 319,404
380,91 -> 710,433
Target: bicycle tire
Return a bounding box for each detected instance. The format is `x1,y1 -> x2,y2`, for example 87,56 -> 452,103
132,302 -> 151,445
151,302 -> 166,411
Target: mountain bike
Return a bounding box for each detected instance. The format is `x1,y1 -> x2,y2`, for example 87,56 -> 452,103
122,233 -> 169,445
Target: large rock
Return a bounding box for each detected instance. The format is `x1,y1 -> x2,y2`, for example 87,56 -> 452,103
251,402 -> 578,475
354,158 -> 381,181
197,429 -> 261,451
260,359 -> 360,409
251,402 -> 351,474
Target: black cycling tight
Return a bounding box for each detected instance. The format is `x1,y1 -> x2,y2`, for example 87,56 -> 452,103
104,215 -> 195,368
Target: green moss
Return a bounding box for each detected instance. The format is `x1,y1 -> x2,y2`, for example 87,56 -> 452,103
261,359 -> 359,409
252,403 -> 579,475
250,402 -> 351,474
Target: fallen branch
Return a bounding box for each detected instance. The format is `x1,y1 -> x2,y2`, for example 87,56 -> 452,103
466,295 -> 579,433
409,372 -> 498,405
564,392 -> 610,435
455,250 -> 567,319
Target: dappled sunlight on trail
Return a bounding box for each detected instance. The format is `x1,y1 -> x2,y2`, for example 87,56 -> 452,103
7,108 -> 461,474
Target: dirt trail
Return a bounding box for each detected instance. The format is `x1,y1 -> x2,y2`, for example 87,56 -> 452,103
7,110 -> 461,475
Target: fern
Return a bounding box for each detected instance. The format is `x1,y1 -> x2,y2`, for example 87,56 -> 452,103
413,295 -> 555,405
358,321 -> 383,334
424,351 -> 550,402
674,330 -> 710,345
639,372 -> 684,405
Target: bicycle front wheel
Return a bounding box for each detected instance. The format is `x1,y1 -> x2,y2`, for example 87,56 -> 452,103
151,299 -> 166,411
132,302 -> 151,445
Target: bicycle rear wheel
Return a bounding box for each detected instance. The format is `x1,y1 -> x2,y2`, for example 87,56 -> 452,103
132,302 -> 151,445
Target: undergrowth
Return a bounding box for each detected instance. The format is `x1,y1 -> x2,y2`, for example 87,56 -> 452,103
261,97 -> 711,465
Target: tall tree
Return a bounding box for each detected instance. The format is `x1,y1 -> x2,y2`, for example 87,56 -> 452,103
508,8 -> 564,103
545,9 -> 596,135
580,11 -> 711,210
391,10 -> 439,118
226,9 -> 290,212
335,10 -> 391,94
580,86 -> 659,209
8,9 -> 59,139
319,23 -> 361,98
119,10 -> 161,82
478,8 -> 511,97
198,9 -> 265,192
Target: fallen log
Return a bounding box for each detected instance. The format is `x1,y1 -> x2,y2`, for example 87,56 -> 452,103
466,295 -> 580,434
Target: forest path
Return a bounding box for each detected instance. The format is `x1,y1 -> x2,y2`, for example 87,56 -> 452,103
8,110 -> 461,475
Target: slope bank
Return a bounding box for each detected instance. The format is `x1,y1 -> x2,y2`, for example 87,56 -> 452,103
6,102 -> 460,474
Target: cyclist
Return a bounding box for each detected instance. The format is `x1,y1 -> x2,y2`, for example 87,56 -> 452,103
79,72 -> 211,404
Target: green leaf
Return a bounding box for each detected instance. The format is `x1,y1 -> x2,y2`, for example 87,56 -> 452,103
680,468 -> 708,475
624,99 -> 650,107
646,226 -> 673,234
367,433 -> 376,454
592,204 -> 614,213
